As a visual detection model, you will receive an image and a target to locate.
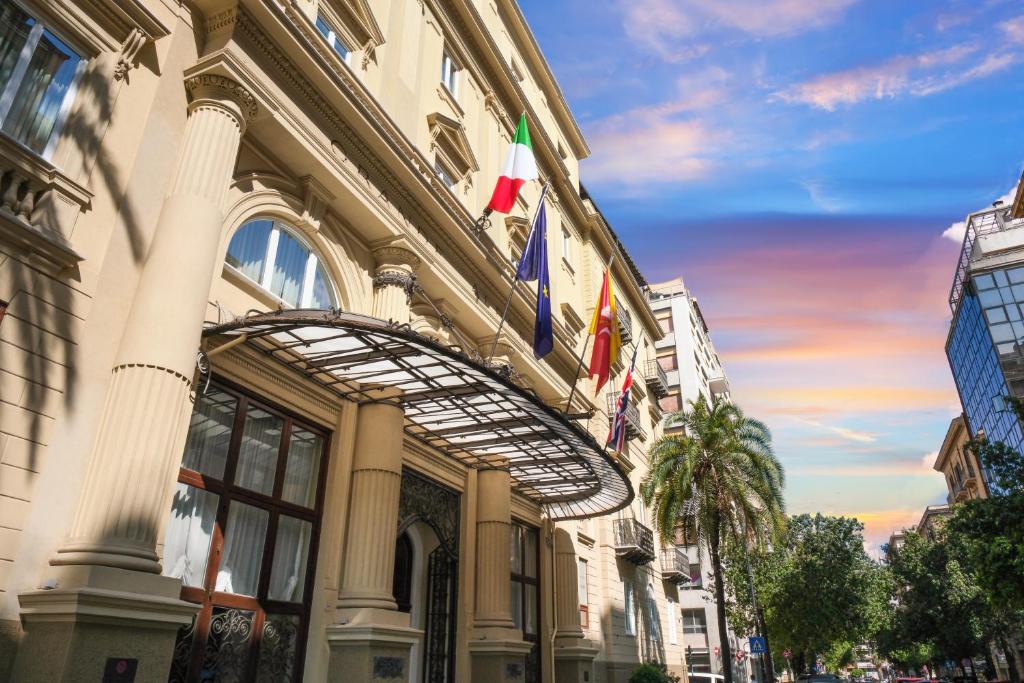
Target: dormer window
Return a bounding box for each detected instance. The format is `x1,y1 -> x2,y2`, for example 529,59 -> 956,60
226,218 -> 338,309
427,112 -> 478,195
315,13 -> 350,62
441,48 -> 460,98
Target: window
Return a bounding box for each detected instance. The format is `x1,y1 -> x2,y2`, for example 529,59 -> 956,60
667,598 -> 678,644
163,383 -> 329,682
0,4 -> 84,157
645,583 -> 662,643
624,581 -> 636,635
0,299 -> 6,327
578,558 -> 589,629
441,48 -> 460,97
511,522 -> 541,683
682,609 -> 707,634
315,13 -> 350,62
226,218 -> 337,309
561,228 -> 572,265
434,158 -> 457,191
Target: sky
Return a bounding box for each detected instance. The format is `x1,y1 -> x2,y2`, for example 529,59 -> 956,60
519,0 -> 1024,553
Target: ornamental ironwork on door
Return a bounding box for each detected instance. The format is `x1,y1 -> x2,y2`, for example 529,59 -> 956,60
397,468 -> 461,683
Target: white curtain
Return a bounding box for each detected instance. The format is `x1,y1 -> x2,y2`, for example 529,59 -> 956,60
235,408 -> 282,496
181,389 -> 236,478
281,429 -> 321,507
268,516 -> 311,602
216,502 -> 268,596
162,483 -> 218,587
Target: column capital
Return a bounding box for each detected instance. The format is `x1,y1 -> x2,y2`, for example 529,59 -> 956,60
185,73 -> 258,129
372,245 -> 421,274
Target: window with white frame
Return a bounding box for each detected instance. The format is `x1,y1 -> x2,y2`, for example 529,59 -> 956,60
433,158 -> 457,191
315,13 -> 350,62
682,608 -> 707,633
0,3 -> 84,157
440,48 -> 460,97
624,581 -> 636,635
578,558 -> 589,628
225,218 -> 338,309
645,583 -> 662,643
667,598 -> 678,644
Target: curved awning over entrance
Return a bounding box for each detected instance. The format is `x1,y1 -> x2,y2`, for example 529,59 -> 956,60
202,310 -> 633,520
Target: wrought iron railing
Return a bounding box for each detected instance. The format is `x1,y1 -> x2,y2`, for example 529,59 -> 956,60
660,547 -> 688,582
613,518 -> 655,565
617,306 -> 633,343
644,360 -> 670,398
607,391 -> 642,439
949,204 -> 1024,312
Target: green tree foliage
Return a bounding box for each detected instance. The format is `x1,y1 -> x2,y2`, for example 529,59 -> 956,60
629,663 -> 681,683
641,397 -> 785,683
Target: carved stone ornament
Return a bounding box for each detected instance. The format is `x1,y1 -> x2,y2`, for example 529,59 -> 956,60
184,74 -> 258,122
373,269 -> 417,303
113,28 -> 146,81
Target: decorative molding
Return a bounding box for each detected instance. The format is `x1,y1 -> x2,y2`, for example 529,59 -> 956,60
398,467 -> 461,558
373,270 -> 417,303
113,28 -> 146,81
205,6 -> 238,34
185,74 -> 258,122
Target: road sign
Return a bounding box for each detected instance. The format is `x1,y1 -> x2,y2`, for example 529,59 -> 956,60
749,637 -> 767,655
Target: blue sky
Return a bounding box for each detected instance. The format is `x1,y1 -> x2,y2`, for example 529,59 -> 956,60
520,0 -> 1024,550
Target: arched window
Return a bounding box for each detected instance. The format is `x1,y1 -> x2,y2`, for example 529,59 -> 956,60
226,218 -> 337,309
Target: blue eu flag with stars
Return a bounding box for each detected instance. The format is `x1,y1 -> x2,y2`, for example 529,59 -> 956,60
515,195 -> 553,359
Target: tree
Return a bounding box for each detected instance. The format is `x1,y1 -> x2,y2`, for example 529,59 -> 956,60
641,397 -> 785,683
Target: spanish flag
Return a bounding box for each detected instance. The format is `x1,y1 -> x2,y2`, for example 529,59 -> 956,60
588,268 -> 621,395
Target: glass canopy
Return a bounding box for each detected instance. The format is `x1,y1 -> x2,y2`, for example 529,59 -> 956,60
202,309 -> 633,520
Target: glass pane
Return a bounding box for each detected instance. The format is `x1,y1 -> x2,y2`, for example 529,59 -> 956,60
226,219 -> 273,283
3,28 -> 80,154
995,270 -> 1009,287
269,230 -> 309,307
199,607 -> 256,683
510,525 -> 522,575
162,483 -> 219,588
1009,267 -> 1024,284
0,5 -> 32,91
268,516 -> 312,602
216,502 -> 269,596
309,262 -> 335,310
523,528 -> 538,578
986,307 -> 1008,324
182,389 -> 237,479
523,583 -> 537,635
282,428 -> 322,507
255,614 -> 301,683
234,407 -> 283,495
975,273 -> 995,290
510,580 -> 522,630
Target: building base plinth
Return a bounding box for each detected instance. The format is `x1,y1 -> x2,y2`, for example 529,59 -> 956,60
11,567 -> 195,683
469,630 -> 534,682
554,637 -> 600,682
326,614 -> 421,683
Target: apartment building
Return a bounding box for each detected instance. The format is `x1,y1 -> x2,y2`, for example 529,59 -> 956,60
0,0 -> 690,681
933,415 -> 989,504
648,277 -> 747,680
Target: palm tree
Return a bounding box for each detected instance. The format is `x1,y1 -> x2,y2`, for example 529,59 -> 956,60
640,397 -> 785,683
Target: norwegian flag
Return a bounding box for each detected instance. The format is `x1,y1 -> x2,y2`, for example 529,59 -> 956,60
607,346 -> 639,454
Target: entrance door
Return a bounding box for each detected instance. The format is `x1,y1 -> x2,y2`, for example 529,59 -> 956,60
163,383 -> 329,682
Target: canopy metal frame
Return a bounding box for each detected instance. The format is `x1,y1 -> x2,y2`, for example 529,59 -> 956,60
201,309 -> 633,520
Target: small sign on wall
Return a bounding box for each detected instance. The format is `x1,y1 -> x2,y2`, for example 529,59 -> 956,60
102,658 -> 138,683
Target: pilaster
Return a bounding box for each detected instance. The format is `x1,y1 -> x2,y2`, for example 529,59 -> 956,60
371,244 -> 420,323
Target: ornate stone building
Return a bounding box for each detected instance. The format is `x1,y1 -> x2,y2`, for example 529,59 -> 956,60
0,0 -> 693,681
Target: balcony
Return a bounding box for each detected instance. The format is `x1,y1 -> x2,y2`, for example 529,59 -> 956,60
644,360 -> 670,398
617,306 -> 633,344
607,391 -> 642,440
613,518 -> 656,565
660,547 -> 688,583
708,373 -> 729,398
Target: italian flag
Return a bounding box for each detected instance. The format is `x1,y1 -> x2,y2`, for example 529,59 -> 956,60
487,114 -> 538,214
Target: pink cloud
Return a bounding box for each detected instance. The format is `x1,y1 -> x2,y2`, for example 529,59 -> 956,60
1003,15 -> 1024,43
775,43 -> 1016,110
621,0 -> 859,61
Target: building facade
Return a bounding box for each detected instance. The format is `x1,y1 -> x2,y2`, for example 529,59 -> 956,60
648,278 -> 747,681
932,415 -> 989,504
0,1 -> 696,681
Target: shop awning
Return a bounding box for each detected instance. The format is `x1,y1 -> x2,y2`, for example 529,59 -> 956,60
202,309 -> 633,520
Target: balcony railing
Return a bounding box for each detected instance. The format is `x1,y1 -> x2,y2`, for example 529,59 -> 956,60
607,391 -> 642,440
660,547 -> 688,582
613,518 -> 656,565
644,360 -> 670,398
617,306 -> 633,344
950,204 -> 1024,312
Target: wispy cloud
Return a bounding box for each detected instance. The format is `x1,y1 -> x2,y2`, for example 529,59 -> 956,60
801,179 -> 846,212
1003,15 -> 1024,43
620,0 -> 859,61
775,43 -> 1016,110
943,183 -> 1019,243
796,417 -> 878,443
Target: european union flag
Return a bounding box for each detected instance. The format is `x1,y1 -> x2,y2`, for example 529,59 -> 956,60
516,195 -> 553,359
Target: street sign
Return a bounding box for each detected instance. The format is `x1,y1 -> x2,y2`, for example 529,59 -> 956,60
749,637 -> 767,655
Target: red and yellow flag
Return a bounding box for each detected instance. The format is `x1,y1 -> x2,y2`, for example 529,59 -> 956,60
588,268 -> 621,395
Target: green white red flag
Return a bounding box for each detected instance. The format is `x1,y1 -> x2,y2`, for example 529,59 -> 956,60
487,114 -> 538,213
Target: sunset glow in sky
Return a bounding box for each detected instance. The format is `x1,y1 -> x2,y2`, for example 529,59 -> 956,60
520,0 -> 1024,551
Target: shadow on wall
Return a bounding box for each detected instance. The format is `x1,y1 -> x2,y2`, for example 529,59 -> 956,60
1,47 -> 156,473
605,560 -> 668,682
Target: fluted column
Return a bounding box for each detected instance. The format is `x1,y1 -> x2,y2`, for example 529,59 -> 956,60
554,527 -> 585,639
338,395 -> 405,610
474,467 -> 515,629
52,74 -> 257,572
371,245 -> 420,324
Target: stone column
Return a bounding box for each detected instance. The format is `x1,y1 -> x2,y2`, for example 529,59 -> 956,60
469,467 -> 532,682
328,389 -> 420,681
552,527 -> 599,683
13,74 -> 256,683
371,245 -> 420,323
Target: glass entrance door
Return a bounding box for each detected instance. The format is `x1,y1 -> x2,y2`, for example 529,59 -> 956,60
163,382 -> 329,682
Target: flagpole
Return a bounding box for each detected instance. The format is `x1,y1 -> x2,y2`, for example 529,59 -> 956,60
488,180 -> 551,362
564,252 -> 616,414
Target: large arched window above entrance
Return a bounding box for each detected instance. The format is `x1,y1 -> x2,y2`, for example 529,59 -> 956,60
226,218 -> 338,309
